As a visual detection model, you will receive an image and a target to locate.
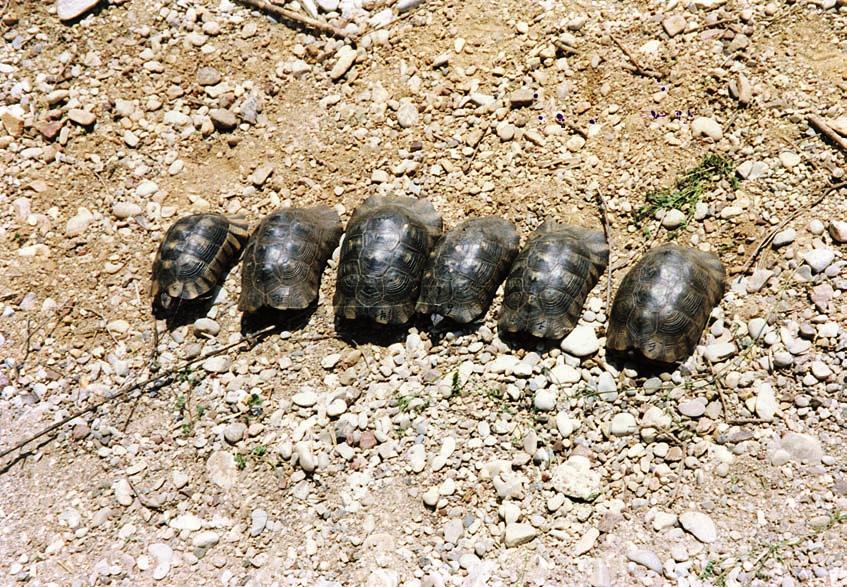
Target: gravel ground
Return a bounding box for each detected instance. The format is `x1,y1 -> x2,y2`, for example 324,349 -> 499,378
1,0 -> 847,585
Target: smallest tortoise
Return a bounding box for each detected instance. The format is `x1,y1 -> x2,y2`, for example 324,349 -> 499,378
151,213 -> 249,314
606,244 -> 726,363
416,217 -> 520,324
239,206 -> 343,314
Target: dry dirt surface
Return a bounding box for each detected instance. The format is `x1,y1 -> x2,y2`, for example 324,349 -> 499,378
1,0 -> 847,585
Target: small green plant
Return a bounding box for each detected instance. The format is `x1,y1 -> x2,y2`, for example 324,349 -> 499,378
251,445 -> 267,457
451,372 -> 463,396
195,405 -> 206,418
247,393 -> 263,417
395,393 -> 430,415
637,153 -> 737,235
234,453 -> 247,470
181,422 -> 193,436
175,395 -> 186,411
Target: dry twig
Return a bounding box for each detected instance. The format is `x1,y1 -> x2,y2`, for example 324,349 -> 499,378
0,325 -> 280,462
733,179 -> 847,275
807,114 -> 847,154
595,191 -> 613,310
235,0 -> 350,39
609,33 -> 665,80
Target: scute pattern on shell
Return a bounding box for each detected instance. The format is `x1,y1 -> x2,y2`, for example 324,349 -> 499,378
334,195 -> 442,325
499,221 -> 609,339
239,207 -> 343,313
606,244 -> 726,363
151,213 -> 249,312
417,217 -> 520,324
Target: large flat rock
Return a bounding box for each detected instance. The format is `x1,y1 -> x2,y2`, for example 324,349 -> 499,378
57,0 -> 100,21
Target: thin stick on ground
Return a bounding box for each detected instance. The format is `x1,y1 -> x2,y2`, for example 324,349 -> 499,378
595,190 -> 613,310
808,114 -> 847,154
234,0 -> 350,40
609,33 -> 665,80
16,302 -> 75,377
734,179 -> 847,275
0,324 -> 279,462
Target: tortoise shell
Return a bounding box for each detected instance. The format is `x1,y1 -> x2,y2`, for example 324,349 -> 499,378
151,213 -> 249,313
606,244 -> 726,363
334,195 -> 442,325
239,206 -> 343,313
416,217 -> 520,324
499,221 -> 608,339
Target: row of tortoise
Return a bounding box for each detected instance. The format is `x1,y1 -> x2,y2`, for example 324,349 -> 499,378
151,195 -> 726,364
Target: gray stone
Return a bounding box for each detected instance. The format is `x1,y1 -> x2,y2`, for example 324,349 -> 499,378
779,151 -> 801,168
330,45 -> 356,81
628,549 -> 663,573
444,518 -> 464,544
556,412 -> 575,438
703,342 -> 735,363
149,543 -> 173,581
560,325 -> 599,357
197,67 -> 222,86
610,412 -> 637,436
193,318 -> 220,337
57,0 -> 101,22
533,389 -> 557,411
661,208 -> 687,229
737,160 -> 769,180
573,527 -> 599,556
803,248 -> 835,273
209,109 -> 237,132
504,523 -> 537,547
678,398 -> 706,418
202,356 -> 230,373
68,108 -> 96,126
679,511 -> 717,543
691,116 -> 722,140
113,479 -> 133,506
754,383 -> 778,421
552,455 -> 600,500
292,389 -> 318,407
662,14 -> 687,37
112,202 -> 142,219
397,100 -> 419,129
251,509 -> 268,536
192,530 -> 220,553
509,87 -> 535,108
207,451 -> 237,489
224,422 -> 247,444
296,441 -> 316,473
771,432 -> 823,465
828,221 -> 847,243
772,228 -> 796,248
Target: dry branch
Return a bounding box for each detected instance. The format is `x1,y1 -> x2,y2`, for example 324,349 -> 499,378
733,179 -> 847,275
609,33 -> 665,80
235,0 -> 350,39
808,114 -> 847,154
0,325 -> 343,463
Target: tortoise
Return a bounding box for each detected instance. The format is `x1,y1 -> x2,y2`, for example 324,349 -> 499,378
606,244 -> 726,363
151,213 -> 249,314
239,206 -> 343,314
499,221 -> 609,339
416,217 -> 520,324
334,195 -> 442,325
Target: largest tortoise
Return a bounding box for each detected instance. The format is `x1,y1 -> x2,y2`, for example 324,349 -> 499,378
334,195 -> 442,325
606,244 -> 726,363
